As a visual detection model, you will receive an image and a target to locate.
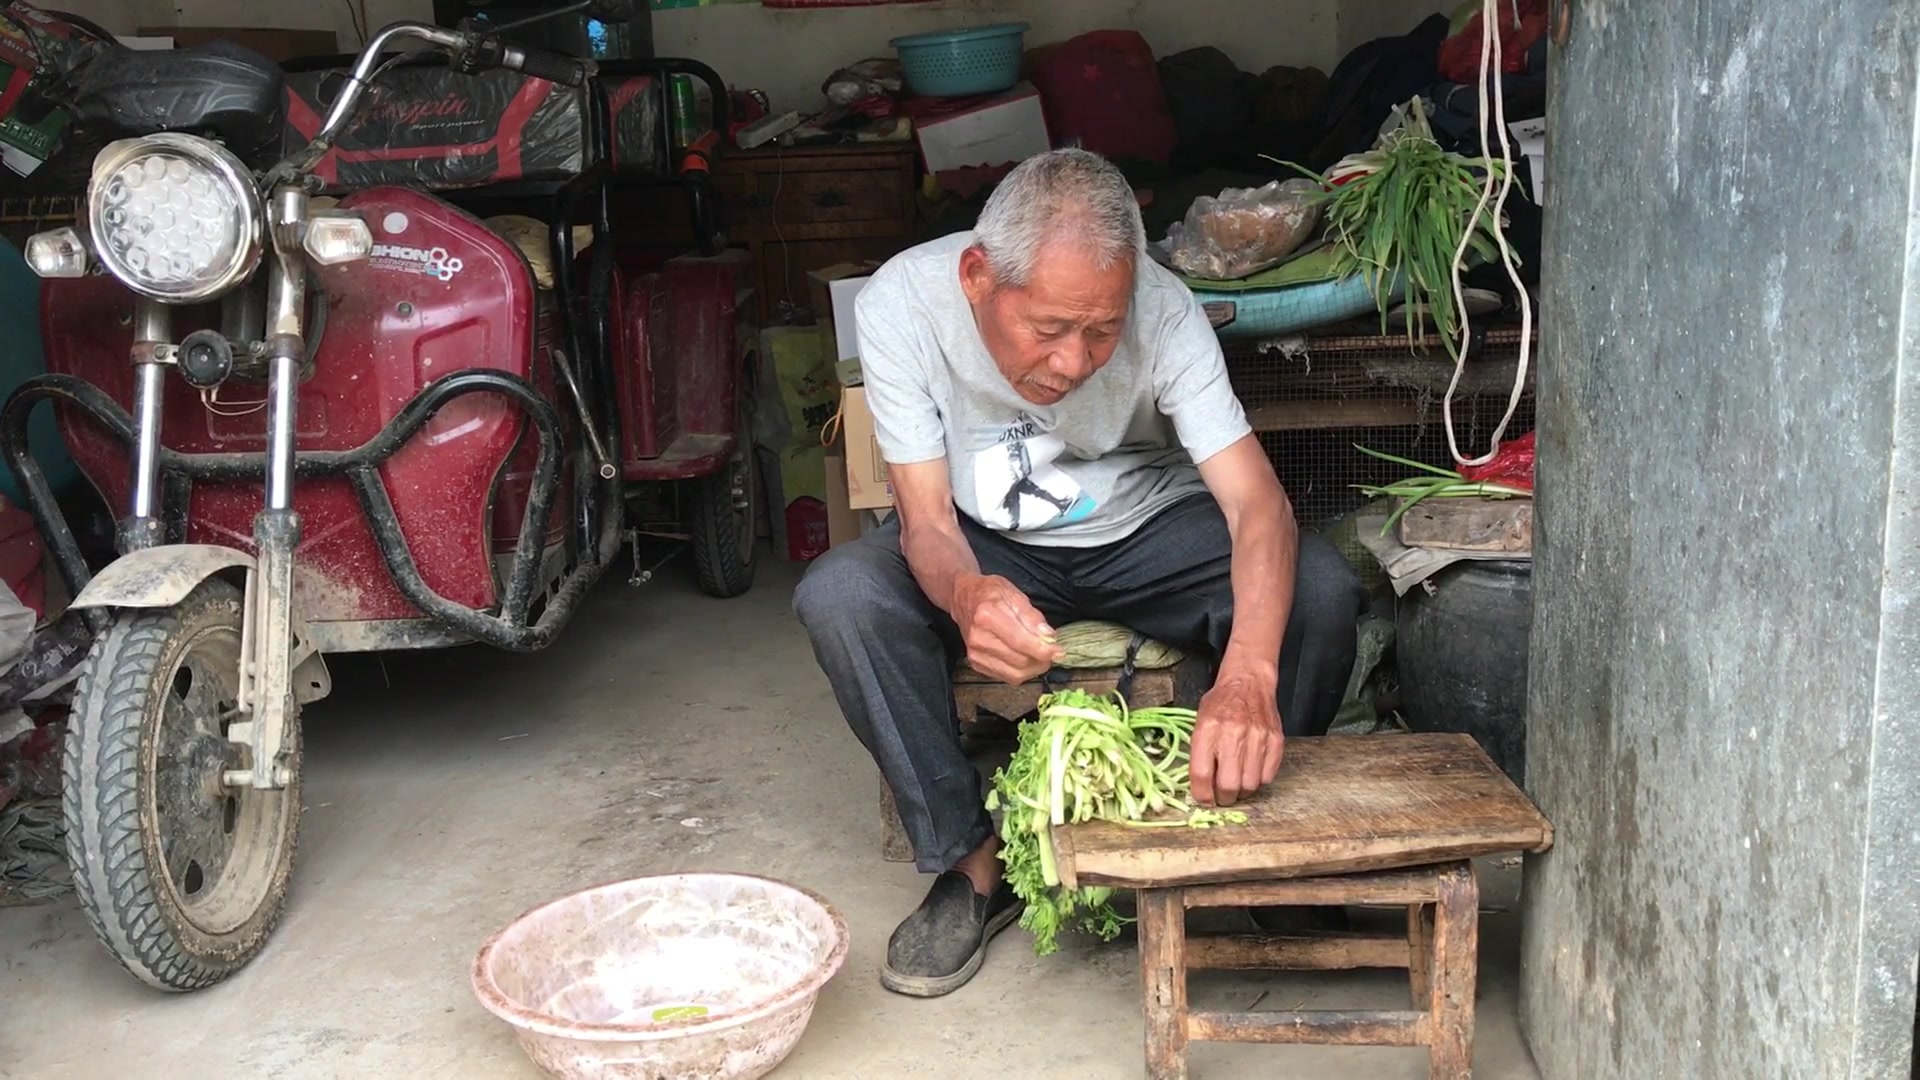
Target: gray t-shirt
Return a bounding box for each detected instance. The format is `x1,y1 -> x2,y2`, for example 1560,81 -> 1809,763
854,232 -> 1251,548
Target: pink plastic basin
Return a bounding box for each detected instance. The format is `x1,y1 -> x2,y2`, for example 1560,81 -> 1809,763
472,874 -> 849,1080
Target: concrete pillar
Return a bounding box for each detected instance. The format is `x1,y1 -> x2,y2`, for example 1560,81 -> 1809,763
1521,3 -> 1919,1077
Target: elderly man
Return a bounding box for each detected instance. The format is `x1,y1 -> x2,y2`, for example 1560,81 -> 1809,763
795,149 -> 1364,997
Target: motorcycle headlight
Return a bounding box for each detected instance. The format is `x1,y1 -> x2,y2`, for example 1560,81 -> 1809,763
87,134 -> 263,304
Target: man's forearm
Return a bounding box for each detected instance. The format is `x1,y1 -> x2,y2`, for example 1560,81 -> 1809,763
900,514 -> 982,615
1219,492 -> 1297,691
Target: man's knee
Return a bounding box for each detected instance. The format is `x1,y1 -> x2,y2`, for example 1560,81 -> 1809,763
1294,531 -> 1367,633
793,546 -> 861,632
792,533 -> 911,634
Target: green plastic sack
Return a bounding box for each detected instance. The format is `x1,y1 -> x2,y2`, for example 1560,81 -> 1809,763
767,328 -> 836,506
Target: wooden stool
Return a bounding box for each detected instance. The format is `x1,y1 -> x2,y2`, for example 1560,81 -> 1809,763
1138,862 -> 1477,1079
1054,733 -> 1552,1079
878,638 -> 1185,862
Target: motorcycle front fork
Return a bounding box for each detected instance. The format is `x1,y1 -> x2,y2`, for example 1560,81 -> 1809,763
124,185 -> 310,791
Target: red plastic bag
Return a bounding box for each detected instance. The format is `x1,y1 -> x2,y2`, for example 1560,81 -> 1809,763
1458,431 -> 1535,491
1027,31 -> 1177,166
1437,0 -> 1549,84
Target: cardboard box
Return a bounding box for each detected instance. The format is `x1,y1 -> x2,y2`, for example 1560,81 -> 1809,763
827,441 -> 896,547
142,27 -> 339,62
805,262 -> 877,366
823,445 -> 862,548
840,386 -> 894,510
916,83 -> 1050,175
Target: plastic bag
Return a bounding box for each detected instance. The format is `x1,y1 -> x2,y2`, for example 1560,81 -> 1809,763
0,580 -> 33,680
767,327 -> 835,506
0,609 -> 91,708
1165,179 -> 1323,281
1458,431 -> 1536,492
823,59 -> 903,108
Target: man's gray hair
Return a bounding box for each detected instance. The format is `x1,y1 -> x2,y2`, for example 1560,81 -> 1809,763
972,148 -> 1146,287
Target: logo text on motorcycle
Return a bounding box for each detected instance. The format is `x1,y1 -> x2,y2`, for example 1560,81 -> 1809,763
370,243 -> 464,282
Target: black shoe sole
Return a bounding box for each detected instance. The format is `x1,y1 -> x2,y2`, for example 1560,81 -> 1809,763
879,901 -> 1024,998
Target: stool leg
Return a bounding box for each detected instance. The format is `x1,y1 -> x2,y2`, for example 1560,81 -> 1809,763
1427,863 -> 1479,1079
1409,902 -> 1436,1008
1138,888 -> 1189,1080
878,775 -> 913,863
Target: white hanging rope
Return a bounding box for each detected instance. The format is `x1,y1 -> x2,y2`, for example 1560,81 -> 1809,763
1442,0 -> 1535,467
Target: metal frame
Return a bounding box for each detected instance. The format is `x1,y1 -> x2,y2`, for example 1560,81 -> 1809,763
0,369 -> 622,653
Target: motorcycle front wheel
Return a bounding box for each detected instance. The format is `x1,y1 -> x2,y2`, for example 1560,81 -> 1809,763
63,579 -> 301,991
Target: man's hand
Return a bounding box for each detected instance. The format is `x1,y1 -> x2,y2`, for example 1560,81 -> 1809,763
888,461 -> 1060,687
952,573 -> 1063,686
1188,670 -> 1284,807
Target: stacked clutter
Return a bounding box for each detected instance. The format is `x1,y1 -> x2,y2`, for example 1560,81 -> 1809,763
1141,3 -> 1546,346
0,581 -> 96,906
0,497 -> 93,904
1353,434 -> 1536,783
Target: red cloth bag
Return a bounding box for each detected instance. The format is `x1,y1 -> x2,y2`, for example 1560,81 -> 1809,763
1026,31 -> 1177,166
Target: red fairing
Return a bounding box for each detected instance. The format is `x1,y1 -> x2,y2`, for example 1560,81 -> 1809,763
40,188 -> 539,624
615,249 -> 755,481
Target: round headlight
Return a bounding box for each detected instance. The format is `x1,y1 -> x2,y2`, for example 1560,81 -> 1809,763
87,134 -> 263,304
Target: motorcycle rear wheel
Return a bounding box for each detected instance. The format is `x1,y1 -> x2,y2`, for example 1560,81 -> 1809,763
63,579 -> 301,991
690,430 -> 759,599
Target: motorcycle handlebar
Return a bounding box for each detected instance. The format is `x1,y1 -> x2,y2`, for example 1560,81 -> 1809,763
315,23 -> 468,145
499,43 -> 592,87
278,21 -> 594,182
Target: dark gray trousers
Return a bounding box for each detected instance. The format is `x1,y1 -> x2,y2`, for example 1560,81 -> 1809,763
794,494 -> 1366,874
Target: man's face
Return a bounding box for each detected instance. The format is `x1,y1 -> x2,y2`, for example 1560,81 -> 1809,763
960,240 -> 1133,407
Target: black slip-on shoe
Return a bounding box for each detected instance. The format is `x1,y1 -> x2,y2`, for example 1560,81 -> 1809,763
880,871 -> 1023,998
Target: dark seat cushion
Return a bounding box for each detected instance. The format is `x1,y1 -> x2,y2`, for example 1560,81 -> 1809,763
66,40 -> 285,163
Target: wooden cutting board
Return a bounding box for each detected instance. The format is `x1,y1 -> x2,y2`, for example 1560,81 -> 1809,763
1053,733 -> 1552,890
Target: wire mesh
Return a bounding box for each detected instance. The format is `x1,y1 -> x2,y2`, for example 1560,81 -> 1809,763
1228,322 -> 1537,528
0,197 -> 77,250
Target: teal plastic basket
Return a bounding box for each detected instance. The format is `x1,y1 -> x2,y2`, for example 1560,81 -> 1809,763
890,23 -> 1028,98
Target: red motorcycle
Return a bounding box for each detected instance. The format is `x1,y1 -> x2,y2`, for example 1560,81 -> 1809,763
7,2 -> 756,989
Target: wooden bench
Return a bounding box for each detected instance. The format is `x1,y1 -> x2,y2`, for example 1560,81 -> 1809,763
1053,733 -> 1553,1079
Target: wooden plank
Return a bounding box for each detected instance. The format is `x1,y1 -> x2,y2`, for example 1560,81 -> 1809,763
1138,889 -> 1189,1080
1058,733 -> 1553,889
1187,1009 -> 1428,1047
1051,826 -> 1080,892
1244,398 -> 1420,433
1186,931 -> 1409,971
1409,903 -> 1436,1009
1398,497 -> 1534,553
1182,867 -> 1442,909
1428,863 -> 1479,1077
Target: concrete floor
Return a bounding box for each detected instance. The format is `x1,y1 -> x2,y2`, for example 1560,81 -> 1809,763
0,559 -> 1540,1079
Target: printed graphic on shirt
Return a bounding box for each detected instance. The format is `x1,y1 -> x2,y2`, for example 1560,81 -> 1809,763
970,415 -> 1097,532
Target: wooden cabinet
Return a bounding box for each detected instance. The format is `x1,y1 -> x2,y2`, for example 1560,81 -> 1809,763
610,143 -> 919,322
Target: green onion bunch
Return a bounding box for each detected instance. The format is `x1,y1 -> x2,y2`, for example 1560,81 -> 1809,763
1353,444 -> 1531,535
1275,98 -> 1510,355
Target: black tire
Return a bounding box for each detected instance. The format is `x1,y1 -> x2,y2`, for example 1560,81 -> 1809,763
689,434 -> 759,599
63,580 -> 301,991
